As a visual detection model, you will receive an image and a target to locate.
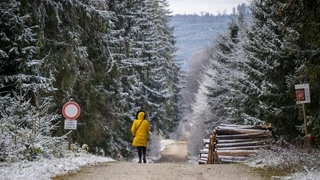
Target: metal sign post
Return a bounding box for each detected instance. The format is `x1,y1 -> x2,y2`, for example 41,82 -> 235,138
62,100 -> 81,150
295,84 -> 310,136
302,103 -> 307,135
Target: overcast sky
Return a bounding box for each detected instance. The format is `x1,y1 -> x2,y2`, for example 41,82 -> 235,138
167,0 -> 249,15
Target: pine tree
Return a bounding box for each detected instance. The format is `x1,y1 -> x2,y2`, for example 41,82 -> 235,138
278,0 -> 320,140
202,11 -> 250,127
242,0 -> 310,137
0,0 -> 180,160
0,0 -> 55,96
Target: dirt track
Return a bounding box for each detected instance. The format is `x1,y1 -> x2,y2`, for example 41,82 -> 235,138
56,141 -> 263,180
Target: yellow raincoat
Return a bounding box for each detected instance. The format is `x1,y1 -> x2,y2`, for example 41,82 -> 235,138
131,111 -> 150,147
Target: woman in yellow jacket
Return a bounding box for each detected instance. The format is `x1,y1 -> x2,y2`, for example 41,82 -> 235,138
131,110 -> 150,163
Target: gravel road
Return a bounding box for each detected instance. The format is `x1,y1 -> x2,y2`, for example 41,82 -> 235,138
56,141 -> 263,180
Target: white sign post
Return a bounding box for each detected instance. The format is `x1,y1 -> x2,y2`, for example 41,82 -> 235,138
295,84 -> 310,136
62,101 -> 81,150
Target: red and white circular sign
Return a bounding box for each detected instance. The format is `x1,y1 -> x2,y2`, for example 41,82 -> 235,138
62,101 -> 81,120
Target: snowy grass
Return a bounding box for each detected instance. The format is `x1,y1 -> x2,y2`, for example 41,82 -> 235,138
245,138 -> 320,179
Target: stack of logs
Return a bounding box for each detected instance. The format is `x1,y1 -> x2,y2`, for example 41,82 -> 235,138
199,123 -> 273,164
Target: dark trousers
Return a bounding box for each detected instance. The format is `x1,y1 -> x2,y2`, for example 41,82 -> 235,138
137,146 -> 146,163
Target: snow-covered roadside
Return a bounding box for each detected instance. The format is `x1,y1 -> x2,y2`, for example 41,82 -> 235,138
245,140 -> 320,180
0,154 -> 114,180
247,158 -> 320,180
0,139 -> 174,180
3,139 -> 320,180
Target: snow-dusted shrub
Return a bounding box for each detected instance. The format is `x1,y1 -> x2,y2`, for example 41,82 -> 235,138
246,137 -> 320,173
0,92 -> 64,162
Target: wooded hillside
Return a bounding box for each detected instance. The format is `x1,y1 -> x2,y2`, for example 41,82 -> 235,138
184,0 -> 320,153
0,0 -> 179,161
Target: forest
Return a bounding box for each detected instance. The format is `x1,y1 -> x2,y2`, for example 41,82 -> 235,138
0,0 -> 179,161
181,0 -> 320,156
1,0 -> 320,163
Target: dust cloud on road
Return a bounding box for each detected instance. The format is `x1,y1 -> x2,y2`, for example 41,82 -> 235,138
155,141 -> 188,163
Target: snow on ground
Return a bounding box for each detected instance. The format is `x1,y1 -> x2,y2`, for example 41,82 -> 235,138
1,139 -> 320,180
247,159 -> 320,180
0,139 -> 174,180
290,171 -> 320,180
0,153 -> 114,180
245,139 -> 320,180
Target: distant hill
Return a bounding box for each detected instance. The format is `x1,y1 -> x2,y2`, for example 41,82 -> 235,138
170,14 -> 232,69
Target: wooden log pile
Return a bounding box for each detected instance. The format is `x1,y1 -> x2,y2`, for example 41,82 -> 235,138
199,123 -> 273,164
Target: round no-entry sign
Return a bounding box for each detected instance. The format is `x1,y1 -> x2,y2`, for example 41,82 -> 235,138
62,101 -> 81,120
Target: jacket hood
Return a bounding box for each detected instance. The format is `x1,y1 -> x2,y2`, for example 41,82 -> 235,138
137,111 -> 145,120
